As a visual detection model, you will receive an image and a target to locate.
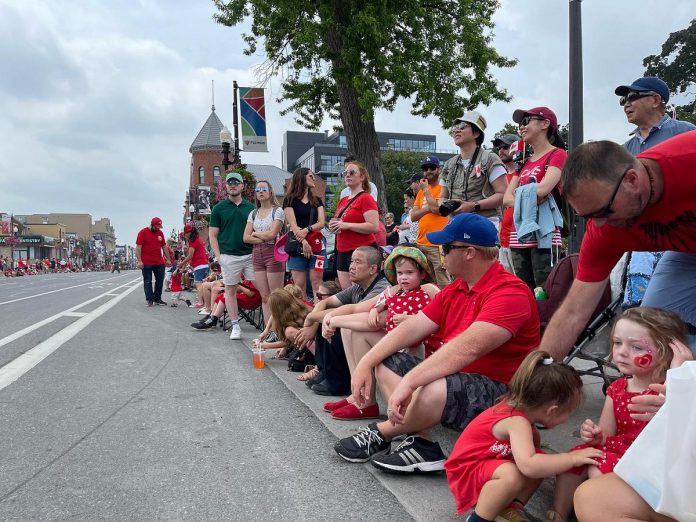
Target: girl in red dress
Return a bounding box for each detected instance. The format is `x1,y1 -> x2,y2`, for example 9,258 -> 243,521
547,307 -> 692,522
444,351 -> 603,522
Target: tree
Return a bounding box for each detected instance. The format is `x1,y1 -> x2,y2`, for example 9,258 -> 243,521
380,150 -> 422,218
643,19 -> 696,125
492,122 -> 519,143
213,1 -> 515,210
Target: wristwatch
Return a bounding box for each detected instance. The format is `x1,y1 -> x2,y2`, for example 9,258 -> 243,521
473,202 -> 481,213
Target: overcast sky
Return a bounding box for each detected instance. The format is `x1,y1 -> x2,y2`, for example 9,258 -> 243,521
0,0 -> 692,246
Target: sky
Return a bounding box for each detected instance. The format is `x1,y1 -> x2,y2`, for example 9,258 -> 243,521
0,0 -> 693,246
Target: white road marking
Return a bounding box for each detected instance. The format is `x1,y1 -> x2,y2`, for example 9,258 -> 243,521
0,281 -> 142,390
0,275 -> 130,306
0,279 -> 140,349
62,312 -> 88,317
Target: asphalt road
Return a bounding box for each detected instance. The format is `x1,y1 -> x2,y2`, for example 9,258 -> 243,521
0,272 -> 413,521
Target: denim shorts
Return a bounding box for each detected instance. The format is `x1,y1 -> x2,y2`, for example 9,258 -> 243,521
382,352 -> 507,431
193,266 -> 209,283
287,249 -> 327,271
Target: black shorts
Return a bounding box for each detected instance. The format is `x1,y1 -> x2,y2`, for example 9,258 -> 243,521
335,250 -> 355,272
381,352 -> 508,431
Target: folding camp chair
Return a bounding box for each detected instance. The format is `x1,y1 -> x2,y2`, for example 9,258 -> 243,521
220,281 -> 265,332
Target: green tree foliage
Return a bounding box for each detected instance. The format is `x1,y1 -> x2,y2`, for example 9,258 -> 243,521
213,0 -> 515,210
492,122 -> 519,143
380,151 -> 423,218
644,19 -> 696,125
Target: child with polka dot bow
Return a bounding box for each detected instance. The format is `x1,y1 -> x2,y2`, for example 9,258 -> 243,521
546,307 -> 693,522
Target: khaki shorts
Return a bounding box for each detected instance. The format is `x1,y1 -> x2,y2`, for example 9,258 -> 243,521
219,253 -> 254,285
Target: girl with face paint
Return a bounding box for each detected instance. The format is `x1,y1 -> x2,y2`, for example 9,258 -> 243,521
546,307 -> 693,522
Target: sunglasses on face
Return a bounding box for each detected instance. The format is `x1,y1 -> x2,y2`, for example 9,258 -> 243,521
226,179 -> 243,186
519,116 -> 545,127
422,165 -> 438,172
619,91 -> 658,106
315,292 -> 330,300
576,167 -> 631,219
440,243 -> 473,255
342,169 -> 360,177
306,173 -> 316,180
254,187 -> 269,193
450,121 -> 470,132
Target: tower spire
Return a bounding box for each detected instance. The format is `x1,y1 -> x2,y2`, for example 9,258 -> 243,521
211,80 -> 215,112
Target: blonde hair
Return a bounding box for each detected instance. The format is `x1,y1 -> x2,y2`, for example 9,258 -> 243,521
611,307 -> 688,379
283,283 -> 304,301
254,180 -> 280,209
268,289 -> 309,344
504,350 -> 583,412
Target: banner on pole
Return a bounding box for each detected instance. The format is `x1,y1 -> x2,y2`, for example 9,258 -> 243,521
1,214 -> 10,235
239,87 -> 268,152
195,186 -> 212,215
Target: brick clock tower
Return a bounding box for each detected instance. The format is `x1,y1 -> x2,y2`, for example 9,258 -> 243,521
187,105 -> 226,221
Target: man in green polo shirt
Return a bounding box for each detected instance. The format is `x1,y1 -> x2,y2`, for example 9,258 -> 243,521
209,172 -> 255,340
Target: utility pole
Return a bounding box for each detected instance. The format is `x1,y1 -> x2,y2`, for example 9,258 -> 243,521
568,0 -> 585,253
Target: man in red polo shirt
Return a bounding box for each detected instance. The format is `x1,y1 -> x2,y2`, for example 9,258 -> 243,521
136,217 -> 171,307
334,213 -> 539,473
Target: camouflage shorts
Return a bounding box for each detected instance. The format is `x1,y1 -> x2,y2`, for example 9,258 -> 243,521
381,352 -> 507,432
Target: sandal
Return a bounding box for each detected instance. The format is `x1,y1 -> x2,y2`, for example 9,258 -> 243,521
297,365 -> 319,382
544,510 -> 565,522
273,347 -> 289,360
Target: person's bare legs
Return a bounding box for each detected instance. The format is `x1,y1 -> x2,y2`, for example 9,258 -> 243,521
341,329 -> 385,405
574,472 -> 676,522
224,284 -> 239,322
254,270 -> 272,324
373,366 -> 446,441
309,267 -> 323,301
474,462 -> 542,520
267,270 -> 285,316
552,470 -> 587,520
337,270 -> 351,289
291,269 -> 307,299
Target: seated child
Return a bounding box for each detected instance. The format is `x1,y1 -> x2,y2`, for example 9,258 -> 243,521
546,307 -> 692,522
444,350 -> 604,522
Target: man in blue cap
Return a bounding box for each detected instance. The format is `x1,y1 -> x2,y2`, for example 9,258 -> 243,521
334,214 -> 539,488
616,76 -> 695,155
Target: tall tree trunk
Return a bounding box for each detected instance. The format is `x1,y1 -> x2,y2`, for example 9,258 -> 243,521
336,85 -> 385,211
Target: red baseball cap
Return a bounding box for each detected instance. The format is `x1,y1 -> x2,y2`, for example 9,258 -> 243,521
150,217 -> 163,229
183,223 -> 193,234
512,107 -> 558,132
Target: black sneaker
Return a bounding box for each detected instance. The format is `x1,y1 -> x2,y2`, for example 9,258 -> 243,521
370,435 -> 446,474
334,423 -> 390,463
154,299 -> 167,306
191,316 -> 218,330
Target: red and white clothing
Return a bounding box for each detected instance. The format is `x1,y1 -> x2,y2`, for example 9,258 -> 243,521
170,271 -> 183,296
188,237 -> 209,269
445,403 -> 541,514
568,376 -> 658,475
577,131 -> 696,282
508,149 -> 566,248
136,227 -> 166,265
335,193 -> 378,252
378,286 -> 441,355
421,262 -> 539,384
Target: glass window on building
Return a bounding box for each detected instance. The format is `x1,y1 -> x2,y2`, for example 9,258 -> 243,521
339,135 -> 347,147
320,154 -> 345,173
213,166 -> 221,183
198,166 -> 205,184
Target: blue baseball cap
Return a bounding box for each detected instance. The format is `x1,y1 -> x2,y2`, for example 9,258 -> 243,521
421,155 -> 441,167
426,213 -> 499,247
615,76 -> 670,103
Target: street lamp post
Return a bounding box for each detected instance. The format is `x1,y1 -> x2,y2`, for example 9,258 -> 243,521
220,126 -> 233,172
10,224 -> 18,270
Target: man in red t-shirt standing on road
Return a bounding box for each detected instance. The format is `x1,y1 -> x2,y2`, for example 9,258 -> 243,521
540,131 -> 696,360
136,217 -> 172,307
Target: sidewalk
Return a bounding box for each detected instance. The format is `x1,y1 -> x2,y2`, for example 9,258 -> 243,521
237,324 -> 614,521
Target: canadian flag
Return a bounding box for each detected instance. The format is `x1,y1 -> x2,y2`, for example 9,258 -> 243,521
314,255 -> 325,272
509,140 -> 526,156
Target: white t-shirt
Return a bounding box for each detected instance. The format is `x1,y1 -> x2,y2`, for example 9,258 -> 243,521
247,206 -> 285,244
340,182 -> 378,201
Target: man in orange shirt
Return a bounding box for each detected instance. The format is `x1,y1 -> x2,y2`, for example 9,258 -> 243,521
411,155 -> 450,287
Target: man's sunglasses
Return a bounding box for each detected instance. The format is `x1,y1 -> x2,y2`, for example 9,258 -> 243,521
576,167 -> 631,219
226,179 -> 243,186
440,243 -> 474,255
519,115 -> 545,127
619,91 -> 658,106
450,121 -> 470,132
422,165 -> 438,172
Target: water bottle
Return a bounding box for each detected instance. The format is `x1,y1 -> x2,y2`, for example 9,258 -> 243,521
252,340 -> 265,369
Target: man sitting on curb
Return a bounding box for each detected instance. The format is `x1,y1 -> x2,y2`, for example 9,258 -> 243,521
294,246 -> 390,396
334,213 -> 540,474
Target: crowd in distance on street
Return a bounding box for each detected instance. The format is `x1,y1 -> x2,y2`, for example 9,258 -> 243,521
0,255 -> 119,278
130,74 -> 695,522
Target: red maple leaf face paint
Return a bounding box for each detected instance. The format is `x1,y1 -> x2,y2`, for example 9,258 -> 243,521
634,354 -> 653,368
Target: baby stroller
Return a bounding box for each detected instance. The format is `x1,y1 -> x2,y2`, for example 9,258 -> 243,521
537,253 -> 625,392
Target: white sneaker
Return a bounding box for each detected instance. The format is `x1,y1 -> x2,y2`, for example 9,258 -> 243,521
198,308 -> 210,316
229,324 -> 242,340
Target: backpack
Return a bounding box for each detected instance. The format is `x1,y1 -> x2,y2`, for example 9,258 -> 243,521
543,148 -> 572,237
537,253 -> 611,333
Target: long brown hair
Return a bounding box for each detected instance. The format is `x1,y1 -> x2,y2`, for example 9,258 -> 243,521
283,167 -> 319,207
268,288 -> 309,344
504,350 -> 583,412
610,307 -> 688,380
